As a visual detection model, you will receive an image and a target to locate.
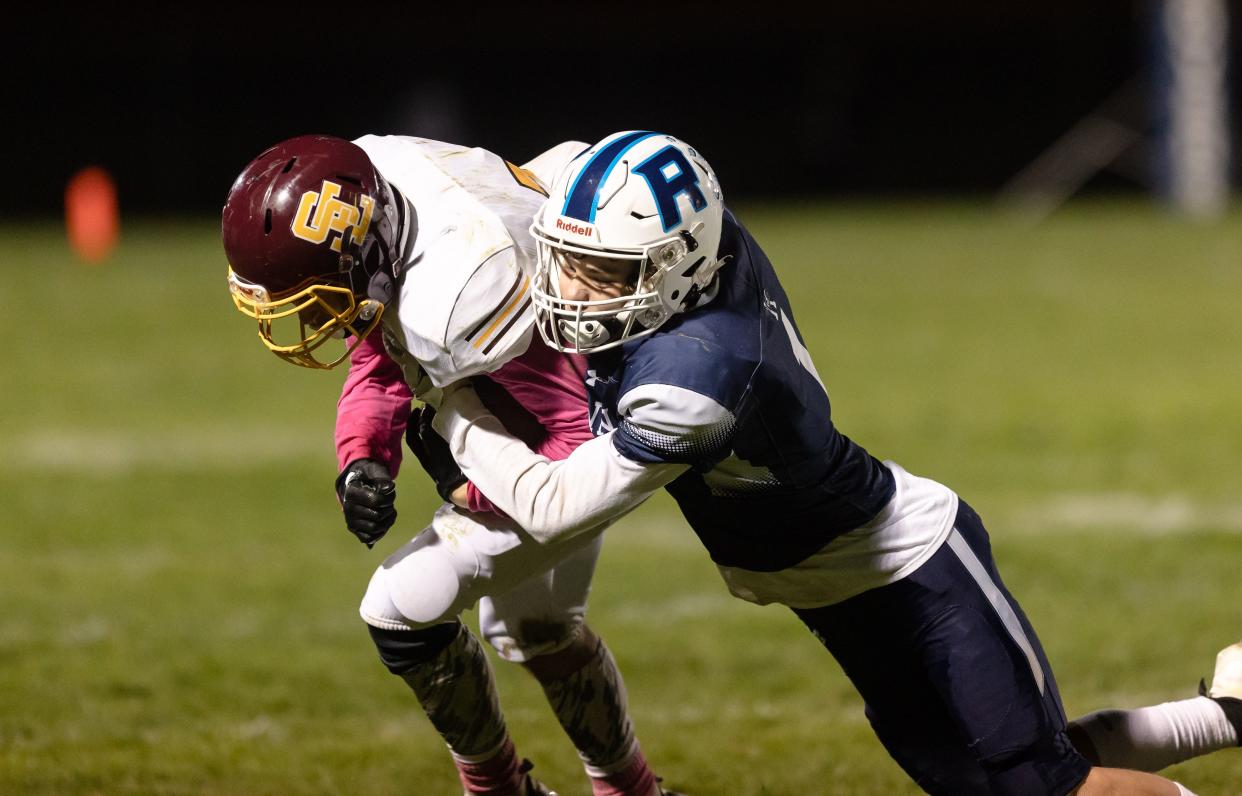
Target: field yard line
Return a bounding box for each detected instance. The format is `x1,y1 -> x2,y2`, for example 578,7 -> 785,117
11,427 -> 1242,535
1004,492 -> 1242,535
607,593 -> 735,623
8,426 -> 326,472
615,494 -> 1242,549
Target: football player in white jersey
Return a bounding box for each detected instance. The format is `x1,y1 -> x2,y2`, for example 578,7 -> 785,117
428,131 -> 1242,795
222,134 -> 680,796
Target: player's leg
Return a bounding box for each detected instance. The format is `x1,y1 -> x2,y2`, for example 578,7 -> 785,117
1066,641 -> 1242,772
1072,767 -> 1199,794
358,506 -> 586,795
366,621 -> 549,795
479,534 -> 672,796
792,499 -> 1193,795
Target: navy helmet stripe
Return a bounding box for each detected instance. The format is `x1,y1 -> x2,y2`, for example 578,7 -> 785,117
562,131 -> 658,222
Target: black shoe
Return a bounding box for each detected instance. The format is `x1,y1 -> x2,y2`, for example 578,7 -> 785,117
516,759 -> 558,796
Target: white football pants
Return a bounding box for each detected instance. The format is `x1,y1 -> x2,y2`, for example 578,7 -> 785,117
360,503 -> 606,662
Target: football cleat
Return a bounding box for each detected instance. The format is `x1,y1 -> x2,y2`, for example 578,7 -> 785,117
516,759 -> 558,796
1207,641 -> 1242,700
1199,641 -> 1242,746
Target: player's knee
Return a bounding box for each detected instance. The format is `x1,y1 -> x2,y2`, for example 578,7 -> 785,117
359,543 -> 468,627
980,740 -> 1092,796
520,622 -> 595,680
481,617 -> 580,668
367,621 -> 462,675
388,553 -> 464,624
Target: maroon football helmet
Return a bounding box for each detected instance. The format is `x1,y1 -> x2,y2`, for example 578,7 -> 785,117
222,135 -> 401,369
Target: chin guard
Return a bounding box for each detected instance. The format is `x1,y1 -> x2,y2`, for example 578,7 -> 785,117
228,266 -> 386,370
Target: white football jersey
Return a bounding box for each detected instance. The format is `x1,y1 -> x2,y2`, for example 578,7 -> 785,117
353,135 -> 584,387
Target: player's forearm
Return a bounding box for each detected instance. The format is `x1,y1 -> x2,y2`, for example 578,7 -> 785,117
433,386 -> 684,542
335,330 -> 413,473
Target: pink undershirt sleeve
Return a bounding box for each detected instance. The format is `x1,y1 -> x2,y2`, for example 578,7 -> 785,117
335,329 -> 413,476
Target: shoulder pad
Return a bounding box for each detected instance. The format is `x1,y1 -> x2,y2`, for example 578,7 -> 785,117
396,246 -> 534,385
620,333 -> 757,416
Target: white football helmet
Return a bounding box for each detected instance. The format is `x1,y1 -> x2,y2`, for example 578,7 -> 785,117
530,131 -> 725,353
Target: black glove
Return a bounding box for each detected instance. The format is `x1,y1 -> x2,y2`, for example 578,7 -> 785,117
335,458 -> 397,548
405,405 -> 468,503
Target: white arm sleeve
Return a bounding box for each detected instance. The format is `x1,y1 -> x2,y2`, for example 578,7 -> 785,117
432,385 -> 687,543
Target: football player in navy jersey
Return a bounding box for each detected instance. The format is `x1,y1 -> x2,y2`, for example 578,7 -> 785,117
429,132 -> 1241,795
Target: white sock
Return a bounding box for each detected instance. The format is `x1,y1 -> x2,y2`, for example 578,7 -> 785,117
1071,696 -> 1239,772
1175,783 -> 1198,796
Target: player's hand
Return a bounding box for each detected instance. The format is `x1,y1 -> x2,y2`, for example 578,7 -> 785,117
335,458 -> 397,548
406,405 -> 469,504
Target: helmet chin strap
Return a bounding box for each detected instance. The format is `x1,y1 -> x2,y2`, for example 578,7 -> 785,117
333,176 -> 407,320
364,269 -> 394,313
337,219 -> 398,317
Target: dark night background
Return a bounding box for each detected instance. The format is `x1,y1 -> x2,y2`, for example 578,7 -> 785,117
7,1 -> 1239,217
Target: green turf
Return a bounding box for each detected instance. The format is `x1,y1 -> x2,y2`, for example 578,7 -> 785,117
2,200 -> 1240,794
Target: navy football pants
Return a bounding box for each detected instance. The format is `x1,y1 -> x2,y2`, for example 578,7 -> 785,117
793,501 -> 1093,796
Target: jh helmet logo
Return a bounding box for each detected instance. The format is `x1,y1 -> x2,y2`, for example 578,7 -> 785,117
290,180 -> 375,252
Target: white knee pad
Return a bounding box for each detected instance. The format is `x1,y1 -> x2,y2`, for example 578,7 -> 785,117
359,523 -> 480,630
358,505 -> 607,646
386,549 -> 465,625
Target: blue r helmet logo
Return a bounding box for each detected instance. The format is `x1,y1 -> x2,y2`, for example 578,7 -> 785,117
632,146 -> 708,232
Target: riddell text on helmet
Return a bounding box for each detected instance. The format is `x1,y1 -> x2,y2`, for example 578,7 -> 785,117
555,217 -> 593,236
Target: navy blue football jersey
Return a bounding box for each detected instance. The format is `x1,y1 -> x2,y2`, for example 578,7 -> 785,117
585,209 -> 895,571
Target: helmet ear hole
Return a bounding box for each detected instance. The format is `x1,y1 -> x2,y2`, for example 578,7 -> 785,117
263,209 -> 272,235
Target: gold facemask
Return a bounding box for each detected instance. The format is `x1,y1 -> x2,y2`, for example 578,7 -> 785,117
227,267 -> 384,369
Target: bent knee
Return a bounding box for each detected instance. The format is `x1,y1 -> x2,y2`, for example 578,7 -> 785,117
486,616 -> 584,664
520,623 -> 595,680
359,545 -> 472,628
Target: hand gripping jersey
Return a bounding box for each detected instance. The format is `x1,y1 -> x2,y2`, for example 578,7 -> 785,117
435,209 -> 960,608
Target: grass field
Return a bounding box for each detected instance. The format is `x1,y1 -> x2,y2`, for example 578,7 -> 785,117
2,200 -> 1241,794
